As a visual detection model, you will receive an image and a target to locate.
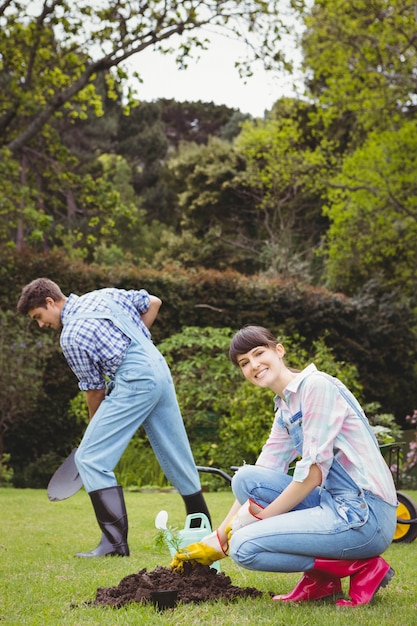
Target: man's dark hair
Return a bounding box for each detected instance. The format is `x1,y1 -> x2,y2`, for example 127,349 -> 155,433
17,278 -> 65,315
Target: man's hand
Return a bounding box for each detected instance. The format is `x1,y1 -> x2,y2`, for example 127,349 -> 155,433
170,531 -> 228,571
85,388 -> 106,420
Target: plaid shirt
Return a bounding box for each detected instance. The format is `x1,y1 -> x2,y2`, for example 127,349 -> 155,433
256,364 -> 397,506
60,288 -> 151,391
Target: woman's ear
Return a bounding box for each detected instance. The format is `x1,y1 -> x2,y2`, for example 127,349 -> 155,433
275,343 -> 285,358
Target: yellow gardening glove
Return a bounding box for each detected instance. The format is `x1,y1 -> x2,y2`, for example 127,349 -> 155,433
170,530 -> 228,571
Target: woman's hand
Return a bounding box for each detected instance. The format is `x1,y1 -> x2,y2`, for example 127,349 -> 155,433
170,530 -> 228,571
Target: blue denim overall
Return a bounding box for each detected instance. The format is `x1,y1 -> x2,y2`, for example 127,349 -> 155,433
229,377 -> 397,573
72,297 -> 201,495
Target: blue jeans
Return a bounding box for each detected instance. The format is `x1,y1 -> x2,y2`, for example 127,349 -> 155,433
229,465 -> 397,572
75,340 -> 201,495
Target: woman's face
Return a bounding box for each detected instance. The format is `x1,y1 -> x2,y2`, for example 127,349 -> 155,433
236,343 -> 285,389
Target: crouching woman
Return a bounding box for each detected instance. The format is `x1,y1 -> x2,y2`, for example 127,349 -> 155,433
171,326 -> 397,607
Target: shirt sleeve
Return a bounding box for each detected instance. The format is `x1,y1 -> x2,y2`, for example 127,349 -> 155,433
256,412 -> 299,473
62,342 -> 107,391
123,289 -> 152,339
130,289 -> 151,314
293,375 -> 346,484
60,320 -> 121,391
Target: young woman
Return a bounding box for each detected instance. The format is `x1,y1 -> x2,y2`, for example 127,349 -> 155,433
172,326 -> 397,607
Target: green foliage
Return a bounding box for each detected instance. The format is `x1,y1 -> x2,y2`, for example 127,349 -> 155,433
158,326 -> 365,471
0,452 -> 14,486
167,137 -> 258,272
1,0 -> 293,259
300,0 -> 417,138
235,115 -> 328,279
159,99 -> 243,146
155,526 -> 183,555
364,402 -> 404,451
115,437 -> 170,489
158,326 -> 241,465
0,309 -> 55,459
68,392 -> 89,428
13,450 -> 66,489
321,120 -> 417,297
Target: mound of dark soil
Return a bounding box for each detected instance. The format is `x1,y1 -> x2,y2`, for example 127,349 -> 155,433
89,562 -> 265,608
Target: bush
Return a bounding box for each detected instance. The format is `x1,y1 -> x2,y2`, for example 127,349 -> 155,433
3,249 -> 416,484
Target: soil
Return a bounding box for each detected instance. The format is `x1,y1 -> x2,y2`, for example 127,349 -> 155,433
88,562 -> 266,608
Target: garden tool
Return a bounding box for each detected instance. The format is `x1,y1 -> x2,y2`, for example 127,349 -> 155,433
47,448 -> 83,501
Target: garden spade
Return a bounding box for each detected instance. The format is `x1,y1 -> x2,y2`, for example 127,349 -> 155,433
47,448 -> 83,501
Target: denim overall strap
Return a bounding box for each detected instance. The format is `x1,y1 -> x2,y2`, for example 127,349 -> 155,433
68,296 -> 150,347
328,375 -> 380,453
71,297 -> 202,495
284,372 -> 381,458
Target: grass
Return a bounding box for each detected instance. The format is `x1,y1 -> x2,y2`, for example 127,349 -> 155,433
1,488 -> 417,625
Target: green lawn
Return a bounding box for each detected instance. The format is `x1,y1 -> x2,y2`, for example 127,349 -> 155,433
1,488 -> 417,625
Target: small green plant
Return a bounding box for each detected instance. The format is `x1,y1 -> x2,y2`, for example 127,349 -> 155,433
155,524 -> 182,555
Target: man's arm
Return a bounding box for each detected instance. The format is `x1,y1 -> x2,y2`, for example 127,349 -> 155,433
85,388 -> 106,420
141,295 -> 162,330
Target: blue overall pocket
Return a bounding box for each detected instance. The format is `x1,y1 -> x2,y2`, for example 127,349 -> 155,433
332,492 -> 369,529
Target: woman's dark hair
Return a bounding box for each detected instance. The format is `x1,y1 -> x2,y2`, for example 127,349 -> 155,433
229,326 -> 279,366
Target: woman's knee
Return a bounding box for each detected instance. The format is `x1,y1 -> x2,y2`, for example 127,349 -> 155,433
231,465 -> 258,502
231,465 -> 292,504
229,537 -> 257,570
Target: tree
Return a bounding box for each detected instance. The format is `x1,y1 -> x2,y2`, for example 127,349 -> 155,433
298,0 -> 417,142
234,114 -> 326,279
1,0 -> 295,154
92,153 -> 171,266
0,0 -> 297,253
321,120 -> 417,298
291,0 -> 417,299
116,100 -> 174,224
165,136 -> 259,271
159,99 -> 243,147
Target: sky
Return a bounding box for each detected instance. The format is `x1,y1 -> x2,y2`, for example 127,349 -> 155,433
126,31 -> 305,118
23,0 -> 305,118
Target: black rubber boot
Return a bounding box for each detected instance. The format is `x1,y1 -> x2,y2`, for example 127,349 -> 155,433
182,490 -> 212,528
75,485 -> 129,557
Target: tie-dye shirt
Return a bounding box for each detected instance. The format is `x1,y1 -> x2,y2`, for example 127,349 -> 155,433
256,364 -> 397,506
